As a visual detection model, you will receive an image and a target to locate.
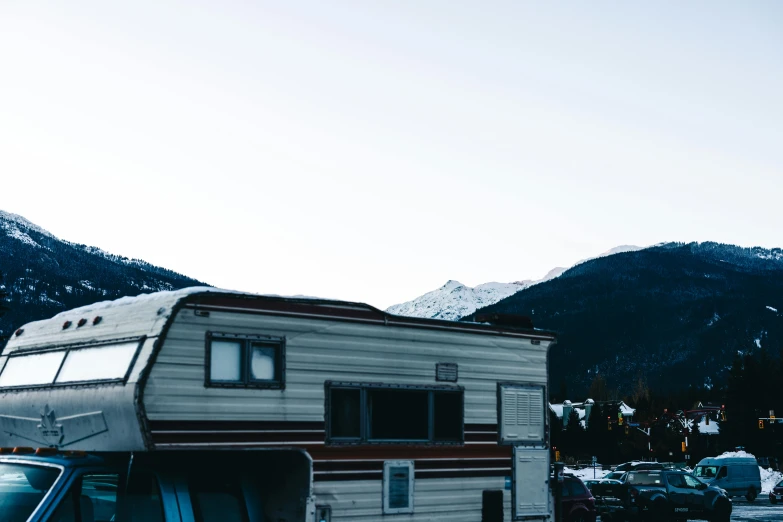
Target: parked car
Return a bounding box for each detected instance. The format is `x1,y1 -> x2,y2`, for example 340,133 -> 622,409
584,478 -> 624,496
619,469 -> 731,521
603,471 -> 627,481
614,461 -> 665,472
561,474 -> 598,522
584,479 -> 625,522
769,479 -> 783,504
693,456 -> 762,501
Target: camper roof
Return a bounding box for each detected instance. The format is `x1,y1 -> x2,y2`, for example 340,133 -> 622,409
3,287 -> 556,355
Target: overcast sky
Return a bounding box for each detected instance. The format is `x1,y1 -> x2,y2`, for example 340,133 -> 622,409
1,1 -> 781,309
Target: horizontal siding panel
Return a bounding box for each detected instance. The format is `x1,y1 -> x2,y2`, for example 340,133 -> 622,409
314,477 -> 511,521
145,311 -> 548,423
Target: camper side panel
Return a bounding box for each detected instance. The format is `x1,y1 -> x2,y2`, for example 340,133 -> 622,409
144,308 -> 548,422
143,308 -> 550,521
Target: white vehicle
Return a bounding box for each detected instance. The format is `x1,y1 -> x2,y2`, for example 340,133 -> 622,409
693,456 -> 762,501
0,287 -> 556,521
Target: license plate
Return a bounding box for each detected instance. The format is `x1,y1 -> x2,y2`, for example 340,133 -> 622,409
777,495 -> 782,500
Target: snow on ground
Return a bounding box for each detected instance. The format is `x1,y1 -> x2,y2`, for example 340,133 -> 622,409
761,467 -> 783,494
713,450 -> 782,494
767,306 -> 778,313
564,466 -> 608,481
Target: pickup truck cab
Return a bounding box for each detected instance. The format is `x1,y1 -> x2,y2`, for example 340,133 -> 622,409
622,469 -> 731,521
0,448 -> 312,522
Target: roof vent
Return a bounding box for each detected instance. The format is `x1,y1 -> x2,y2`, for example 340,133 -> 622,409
62,321 -> 72,330
14,328 -> 23,337
473,313 -> 534,329
77,318 -> 87,328
93,316 -> 102,325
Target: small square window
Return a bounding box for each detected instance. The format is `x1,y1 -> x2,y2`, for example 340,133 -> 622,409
206,334 -> 285,389
249,343 -> 277,381
210,341 -> 243,382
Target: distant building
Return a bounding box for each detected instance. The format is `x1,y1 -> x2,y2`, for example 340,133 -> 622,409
549,398 -> 636,429
684,401 -> 724,436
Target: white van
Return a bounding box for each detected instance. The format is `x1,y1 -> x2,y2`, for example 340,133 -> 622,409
693,456 -> 762,501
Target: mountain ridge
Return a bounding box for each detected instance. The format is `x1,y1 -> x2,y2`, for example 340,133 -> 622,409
463,241 -> 783,395
0,210 -> 207,342
386,244 -> 645,320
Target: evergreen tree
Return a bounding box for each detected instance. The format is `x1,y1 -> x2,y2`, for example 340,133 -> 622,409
589,374 -> 608,402
0,272 -> 8,343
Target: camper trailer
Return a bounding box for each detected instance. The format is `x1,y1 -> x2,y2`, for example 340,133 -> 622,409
0,288 -> 556,521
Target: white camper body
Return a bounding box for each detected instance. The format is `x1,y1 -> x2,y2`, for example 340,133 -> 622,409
0,288 -> 555,521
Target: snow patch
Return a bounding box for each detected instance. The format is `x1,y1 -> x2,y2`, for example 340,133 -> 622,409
767,306 -> 778,313
762,467 -> 783,494
1,223 -> 41,248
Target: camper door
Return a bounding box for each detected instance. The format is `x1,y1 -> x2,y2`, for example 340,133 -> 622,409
512,446 -> 549,520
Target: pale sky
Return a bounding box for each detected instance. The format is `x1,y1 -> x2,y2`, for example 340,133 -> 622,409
1,1 -> 781,309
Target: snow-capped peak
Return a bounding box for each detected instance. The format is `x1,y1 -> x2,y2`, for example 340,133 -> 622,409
386,280 -> 527,322
386,245 -> 645,321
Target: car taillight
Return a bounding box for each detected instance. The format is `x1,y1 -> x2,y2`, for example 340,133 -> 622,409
588,496 -> 595,508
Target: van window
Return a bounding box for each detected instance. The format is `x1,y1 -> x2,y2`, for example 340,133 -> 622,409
694,466 -> 718,478
717,467 -> 727,479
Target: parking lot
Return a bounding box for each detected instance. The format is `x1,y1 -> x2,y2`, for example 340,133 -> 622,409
730,498 -> 783,521
596,499 -> 783,522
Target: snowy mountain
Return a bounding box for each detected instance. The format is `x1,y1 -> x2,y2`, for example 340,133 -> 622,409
0,210 -> 206,341
386,245 -> 644,321
467,241 -> 783,394
386,280 -> 528,321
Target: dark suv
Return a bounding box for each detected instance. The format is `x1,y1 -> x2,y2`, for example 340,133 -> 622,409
561,474 -> 598,522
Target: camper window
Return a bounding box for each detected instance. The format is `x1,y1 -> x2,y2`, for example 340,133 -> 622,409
0,351 -> 65,387
56,342 -> 139,383
0,340 -> 142,389
326,382 -> 464,444
206,333 -> 285,389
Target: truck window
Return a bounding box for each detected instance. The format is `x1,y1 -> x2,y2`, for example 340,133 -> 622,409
0,463 -> 61,522
50,473 -> 120,522
682,475 -> 703,489
50,471 -> 164,522
666,474 -> 685,488
187,475 -> 250,522
626,472 -> 662,485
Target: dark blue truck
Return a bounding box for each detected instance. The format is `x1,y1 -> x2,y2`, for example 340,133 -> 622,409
617,469 -> 732,521
0,448 -> 312,522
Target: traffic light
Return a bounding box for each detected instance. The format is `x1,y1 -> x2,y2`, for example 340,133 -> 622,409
608,417 -> 612,431
681,441 -> 686,452
625,424 -> 629,435
759,420 -> 765,430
